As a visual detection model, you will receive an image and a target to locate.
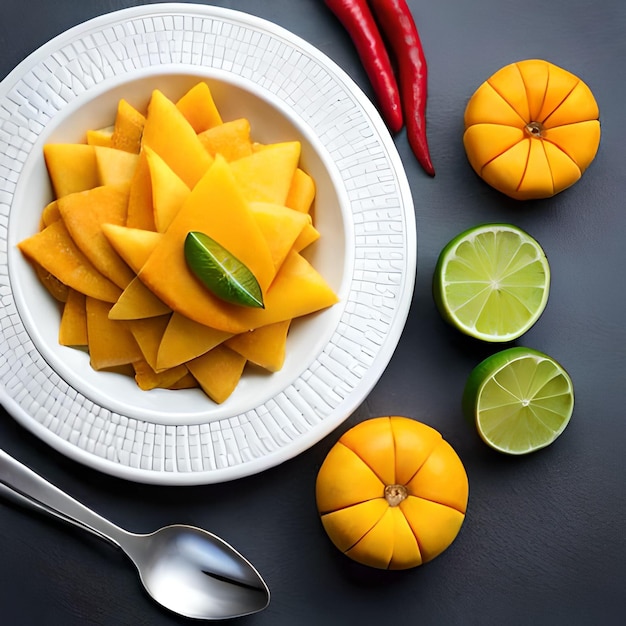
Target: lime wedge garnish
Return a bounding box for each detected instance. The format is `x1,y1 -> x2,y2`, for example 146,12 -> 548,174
184,231 -> 264,308
462,347 -> 574,454
433,224 -> 550,342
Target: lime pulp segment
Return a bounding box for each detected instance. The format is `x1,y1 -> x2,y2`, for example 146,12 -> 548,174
434,224 -> 550,341
464,347 -> 574,454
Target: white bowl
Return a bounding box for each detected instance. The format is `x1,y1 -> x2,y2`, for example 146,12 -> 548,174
0,4 -> 415,484
10,68 -> 351,425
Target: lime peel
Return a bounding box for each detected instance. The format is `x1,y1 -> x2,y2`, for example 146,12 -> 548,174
433,224 -> 550,342
184,231 -> 264,308
462,347 -> 574,455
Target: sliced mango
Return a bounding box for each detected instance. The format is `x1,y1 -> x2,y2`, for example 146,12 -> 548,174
85,297 -> 142,369
225,320 -> 290,372
18,220 -> 121,303
110,99 -> 145,154
108,276 -> 171,320
44,144 -> 99,198
285,168 -> 316,213
230,141 -> 301,204
142,89 -> 213,189
144,146 -> 190,232
101,225 -> 163,274
176,81 -> 222,133
59,289 -> 88,346
95,146 -> 139,186
197,118 -> 253,161
186,345 -> 247,404
57,185 -> 135,290
156,312 -> 231,371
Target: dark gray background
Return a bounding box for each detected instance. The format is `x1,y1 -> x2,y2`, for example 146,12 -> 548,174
1,1 -> 624,624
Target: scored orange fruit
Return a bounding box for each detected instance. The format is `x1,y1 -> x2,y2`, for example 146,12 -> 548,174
315,416 -> 469,570
463,59 -> 600,200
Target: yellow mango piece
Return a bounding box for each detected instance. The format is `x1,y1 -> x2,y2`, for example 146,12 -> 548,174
44,144 -> 99,198
139,155 -> 276,333
17,220 -> 121,303
222,250 -> 339,332
33,261 -> 69,302
85,297 -> 143,370
463,81 -> 525,128
249,201 -> 311,271
59,289 -> 88,346
175,81 -> 222,133
40,200 -> 61,228
110,99 -> 146,154
168,372 -> 199,389
86,126 -> 114,147
95,146 -> 139,186
133,359 -> 188,391
462,123 -> 525,174
544,120 -> 600,173
197,118 -> 253,161
225,320 -> 290,372
142,89 -> 213,189
229,141 -> 301,205
144,146 -> 190,232
108,276 -> 171,320
186,345 -> 247,404
126,150 -> 156,231
156,312 -> 231,371
126,314 -> 171,371
57,185 -> 135,290
285,168 -> 316,213
101,225 -> 163,274
293,222 -> 320,252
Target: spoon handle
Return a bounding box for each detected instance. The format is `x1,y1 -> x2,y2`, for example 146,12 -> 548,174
0,448 -> 132,548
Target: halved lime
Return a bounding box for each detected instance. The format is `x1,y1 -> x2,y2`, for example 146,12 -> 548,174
433,224 -> 550,342
462,347 -> 574,454
184,231 -> 264,308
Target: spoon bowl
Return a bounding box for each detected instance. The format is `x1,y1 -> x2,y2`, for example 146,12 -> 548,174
0,449 -> 270,620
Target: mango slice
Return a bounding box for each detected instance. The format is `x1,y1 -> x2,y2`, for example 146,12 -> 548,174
176,81 -> 222,133
285,168 -> 316,213
18,220 -> 121,303
230,141 -> 301,204
110,99 -> 146,154
43,144 -> 99,198
58,185 -> 135,289
197,118 -> 253,161
142,89 -> 213,189
156,313 -> 232,371
186,345 -> 247,404
59,289 -> 88,346
85,297 -> 142,369
225,320 -> 291,372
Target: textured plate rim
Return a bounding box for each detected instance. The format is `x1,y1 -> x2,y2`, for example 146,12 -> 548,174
0,3 -> 416,484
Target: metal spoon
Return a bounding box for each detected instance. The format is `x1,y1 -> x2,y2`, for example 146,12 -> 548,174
0,448 -> 270,620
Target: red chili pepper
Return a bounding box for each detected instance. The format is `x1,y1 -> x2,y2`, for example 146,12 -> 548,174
369,0 -> 435,176
324,0 -> 403,133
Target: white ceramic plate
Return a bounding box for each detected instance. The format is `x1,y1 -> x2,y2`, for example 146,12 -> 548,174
0,3 -> 416,484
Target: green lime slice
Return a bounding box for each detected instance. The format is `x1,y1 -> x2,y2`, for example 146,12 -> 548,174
433,223 -> 550,342
184,231 -> 264,308
462,347 -> 574,454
